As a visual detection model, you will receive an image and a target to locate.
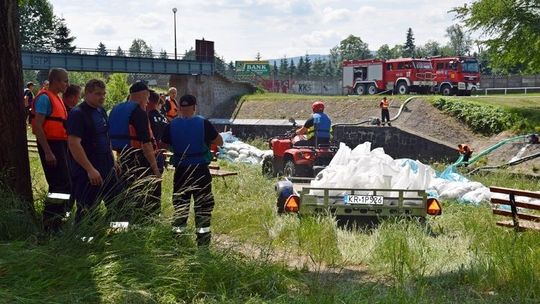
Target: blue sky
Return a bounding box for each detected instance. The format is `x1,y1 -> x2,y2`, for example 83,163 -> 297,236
48,0 -> 474,61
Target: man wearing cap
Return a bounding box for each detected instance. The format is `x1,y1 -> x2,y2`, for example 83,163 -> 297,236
108,81 -> 161,221
161,94 -> 223,247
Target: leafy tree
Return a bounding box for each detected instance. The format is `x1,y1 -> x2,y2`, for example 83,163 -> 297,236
18,0 -> 55,51
338,35 -> 371,60
96,42 -> 107,56
129,38 -> 153,58
68,72 -> 105,87
214,56 -> 226,73
422,40 -> 442,57
453,0 -> 540,73
52,17 -> 76,53
402,27 -> 415,57
376,44 -> 392,59
227,61 -> 235,77
183,47 -> 195,60
390,44 -> 403,58
105,73 -> 129,110
115,46 -> 125,56
327,46 -> 342,77
446,24 -> 472,56
159,49 -> 168,59
311,59 -> 325,77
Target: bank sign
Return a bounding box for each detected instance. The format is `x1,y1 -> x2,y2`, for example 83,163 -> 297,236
235,61 -> 270,76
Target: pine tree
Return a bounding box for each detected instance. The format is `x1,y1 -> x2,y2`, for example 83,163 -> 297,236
296,57 -> 305,77
304,53 -> 312,76
311,59 -> 325,77
273,61 -> 278,77
53,18 -> 76,53
115,46 -> 125,56
279,57 -> 289,77
402,27 -> 416,58
96,42 -> 107,56
289,59 -> 296,77
255,52 -> 262,61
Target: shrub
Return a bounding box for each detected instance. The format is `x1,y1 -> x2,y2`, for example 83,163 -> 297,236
432,98 -> 517,135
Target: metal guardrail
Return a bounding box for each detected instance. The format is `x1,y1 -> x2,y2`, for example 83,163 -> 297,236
480,86 -> 540,95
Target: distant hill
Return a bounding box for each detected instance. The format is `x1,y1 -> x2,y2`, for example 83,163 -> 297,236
267,54 -> 330,66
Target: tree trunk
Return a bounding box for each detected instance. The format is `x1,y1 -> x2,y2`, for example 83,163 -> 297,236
0,1 -> 34,206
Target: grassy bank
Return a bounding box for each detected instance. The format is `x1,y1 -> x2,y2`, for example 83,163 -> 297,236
1,157 -> 539,302
429,96 -> 540,134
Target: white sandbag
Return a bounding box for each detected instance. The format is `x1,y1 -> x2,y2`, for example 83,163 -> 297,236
227,150 -> 239,158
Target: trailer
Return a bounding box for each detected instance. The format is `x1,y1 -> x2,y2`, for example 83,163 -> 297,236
275,178 -> 442,226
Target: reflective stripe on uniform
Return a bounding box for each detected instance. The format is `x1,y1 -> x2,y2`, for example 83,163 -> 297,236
196,227 -> 211,234
172,226 -> 187,233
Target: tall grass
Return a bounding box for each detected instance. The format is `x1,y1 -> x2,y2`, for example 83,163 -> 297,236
1,157 -> 539,302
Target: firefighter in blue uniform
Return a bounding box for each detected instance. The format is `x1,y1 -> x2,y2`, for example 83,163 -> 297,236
66,79 -> 121,223
295,101 -> 332,146
108,81 -> 161,221
161,94 -> 223,246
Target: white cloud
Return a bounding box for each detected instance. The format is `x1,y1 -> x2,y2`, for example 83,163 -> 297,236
48,0 -> 473,60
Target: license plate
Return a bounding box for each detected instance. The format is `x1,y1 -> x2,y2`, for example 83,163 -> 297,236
344,195 -> 384,205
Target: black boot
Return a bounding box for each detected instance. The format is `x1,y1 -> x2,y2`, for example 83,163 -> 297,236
196,232 -> 211,247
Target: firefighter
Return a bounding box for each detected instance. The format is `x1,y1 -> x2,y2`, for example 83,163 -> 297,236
380,97 -> 392,126
295,101 -> 332,146
161,94 -> 223,247
109,81 -> 161,221
66,79 -> 121,223
457,144 -> 473,162
162,87 -> 178,122
31,68 -> 71,232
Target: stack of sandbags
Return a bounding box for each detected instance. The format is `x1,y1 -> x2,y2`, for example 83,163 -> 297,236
218,132 -> 273,165
310,142 -> 515,204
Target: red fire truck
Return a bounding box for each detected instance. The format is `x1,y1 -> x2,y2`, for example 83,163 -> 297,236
342,58 -> 437,95
430,56 -> 480,96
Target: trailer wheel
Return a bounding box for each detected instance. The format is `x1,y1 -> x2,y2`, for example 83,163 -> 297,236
441,84 -> 452,96
396,82 -> 409,95
355,84 -> 365,95
262,155 -> 276,177
283,159 -> 297,178
367,84 -> 377,95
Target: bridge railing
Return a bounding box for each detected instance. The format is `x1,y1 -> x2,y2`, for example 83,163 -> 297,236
21,47 -> 213,61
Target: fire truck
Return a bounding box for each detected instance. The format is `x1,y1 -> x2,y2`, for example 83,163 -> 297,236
430,56 -> 480,96
342,58 -> 437,95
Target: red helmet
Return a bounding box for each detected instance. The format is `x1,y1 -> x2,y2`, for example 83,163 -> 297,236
312,101 -> 325,113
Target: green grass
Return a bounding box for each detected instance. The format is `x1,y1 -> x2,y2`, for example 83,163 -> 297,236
1,157 -> 539,303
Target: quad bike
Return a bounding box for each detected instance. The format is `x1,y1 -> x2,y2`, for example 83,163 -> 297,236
262,118 -> 338,178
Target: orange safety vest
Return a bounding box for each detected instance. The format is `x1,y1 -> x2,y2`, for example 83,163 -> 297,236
380,99 -> 389,109
127,121 -> 156,149
31,89 -> 68,141
166,98 -> 178,120
458,145 -> 471,154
